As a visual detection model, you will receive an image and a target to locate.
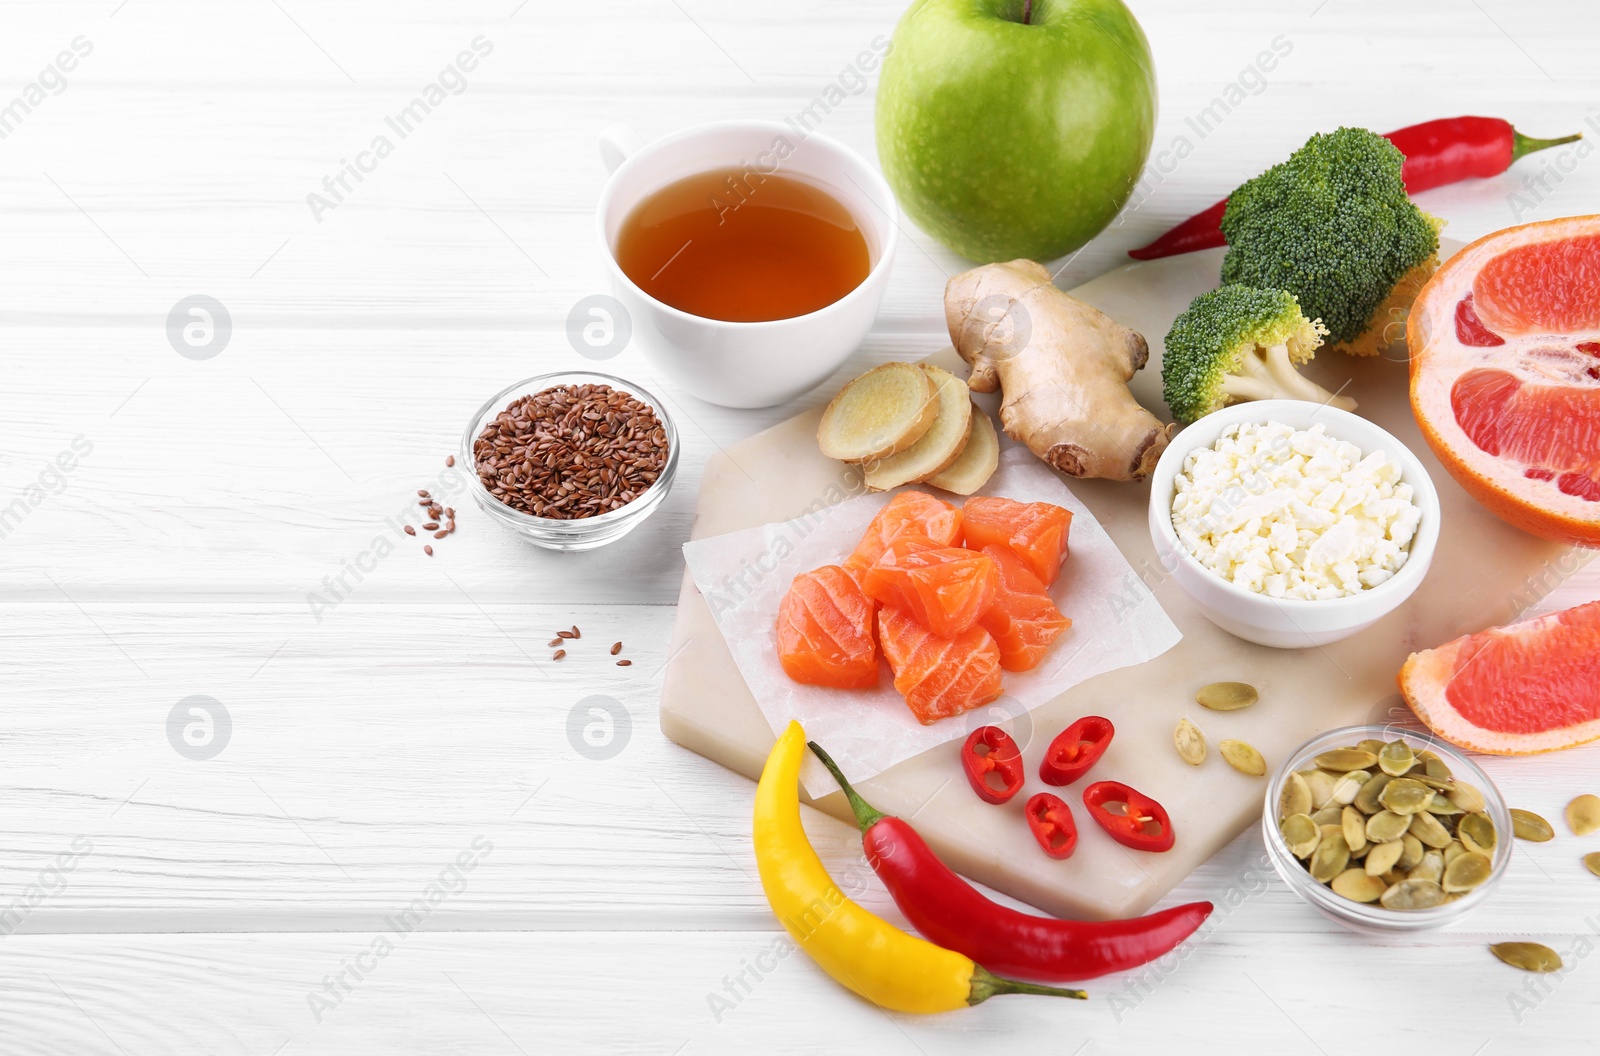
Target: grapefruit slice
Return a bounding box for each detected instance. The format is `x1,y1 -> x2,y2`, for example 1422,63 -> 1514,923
1408,215 -> 1600,545
1399,600 -> 1600,755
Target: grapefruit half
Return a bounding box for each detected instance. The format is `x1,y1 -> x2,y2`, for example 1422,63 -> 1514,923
1408,215 -> 1600,546
1400,600 -> 1600,755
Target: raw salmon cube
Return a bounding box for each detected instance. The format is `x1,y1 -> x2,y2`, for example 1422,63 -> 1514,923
844,491 -> 963,577
977,545 -> 1072,672
878,605 -> 1004,725
860,547 -> 998,638
961,496 -> 1073,587
775,565 -> 879,689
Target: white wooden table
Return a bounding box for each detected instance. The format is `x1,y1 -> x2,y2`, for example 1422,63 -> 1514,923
4,1 -> 1599,1051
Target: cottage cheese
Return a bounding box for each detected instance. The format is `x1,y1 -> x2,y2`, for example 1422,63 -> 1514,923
1170,421 -> 1421,600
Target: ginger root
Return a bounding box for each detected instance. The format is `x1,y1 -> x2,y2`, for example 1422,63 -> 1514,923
946,259 -> 1173,482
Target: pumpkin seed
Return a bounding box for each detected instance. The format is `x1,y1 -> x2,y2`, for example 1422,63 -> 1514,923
1342,806 -> 1368,855
1583,852 -> 1600,878
1410,849 -> 1444,883
1442,840 -> 1468,867
1303,769 -> 1338,809
1397,833 -> 1425,870
1510,808 -> 1555,842
1329,771 -> 1369,806
1565,793 -> 1600,836
1175,718 -> 1208,767
1380,778 -> 1434,816
1281,813 -> 1320,858
1356,738 -> 1388,757
1380,869 -> 1408,887
1365,839 -> 1403,877
1380,878 -> 1447,911
1414,774 -> 1457,793
1366,810 -> 1411,843
1196,681 -> 1258,711
1331,868 -> 1387,903
1310,832 -> 1351,882
1314,748 -> 1378,772
1490,942 -> 1563,973
1410,811 -> 1453,849
1424,793 -> 1464,816
1424,757 -> 1453,782
1355,773 -> 1393,814
1442,851 -> 1492,893
1458,812 -> 1498,857
1219,739 -> 1266,777
1318,823 -> 1343,842
1311,805 -> 1344,826
1378,740 -> 1414,777
1447,781 -> 1486,813
1277,772 -> 1309,819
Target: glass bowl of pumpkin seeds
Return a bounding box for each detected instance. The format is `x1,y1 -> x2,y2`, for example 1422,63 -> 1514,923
1262,725 -> 1513,932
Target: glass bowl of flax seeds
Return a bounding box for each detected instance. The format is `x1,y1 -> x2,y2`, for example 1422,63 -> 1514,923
462,371 -> 679,551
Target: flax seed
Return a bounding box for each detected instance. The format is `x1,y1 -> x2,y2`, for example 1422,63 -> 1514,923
423,545 -> 433,556
433,530 -> 448,539
553,649 -> 566,660
557,630 -> 575,639
446,455 -> 455,467
423,522 -> 439,531
418,489 -> 430,498
571,625 -> 581,639
616,659 -> 632,667
404,525 -> 416,536
610,642 -> 622,655
548,639 -> 564,647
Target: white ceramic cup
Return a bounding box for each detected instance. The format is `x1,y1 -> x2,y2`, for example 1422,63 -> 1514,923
596,120 -> 898,409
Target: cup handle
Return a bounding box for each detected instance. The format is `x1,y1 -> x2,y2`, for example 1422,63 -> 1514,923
598,124 -> 646,175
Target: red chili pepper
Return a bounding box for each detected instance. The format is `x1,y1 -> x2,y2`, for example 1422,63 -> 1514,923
1082,781 -> 1174,853
1025,792 -> 1078,860
1038,716 -> 1114,786
960,726 -> 1024,805
809,741 -> 1212,982
1128,116 -> 1583,261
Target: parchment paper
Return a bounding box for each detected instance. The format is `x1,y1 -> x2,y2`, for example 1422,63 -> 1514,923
682,448 -> 1182,797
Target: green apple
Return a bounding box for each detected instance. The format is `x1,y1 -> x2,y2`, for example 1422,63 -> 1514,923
876,0 -> 1156,262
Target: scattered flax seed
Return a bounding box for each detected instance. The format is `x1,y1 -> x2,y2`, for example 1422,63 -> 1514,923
616,659 -> 632,667
610,642 -> 623,655
445,455 -> 455,467
404,525 -> 416,536
417,498 -> 432,507
571,625 -> 581,639
418,489 -> 430,498
433,530 -> 448,539
423,522 -> 439,531
429,504 -> 443,518
548,638 -> 564,648
445,507 -> 455,519
553,649 -> 566,660
423,545 -> 433,556
557,630 -> 575,639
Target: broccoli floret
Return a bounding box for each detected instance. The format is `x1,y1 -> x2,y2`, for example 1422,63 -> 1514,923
1220,126 -> 1442,357
1162,284 -> 1356,424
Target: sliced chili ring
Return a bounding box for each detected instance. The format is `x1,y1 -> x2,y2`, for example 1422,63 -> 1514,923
1082,780 -> 1174,853
960,726 -> 1024,805
1025,792 -> 1079,860
1039,716 -> 1115,786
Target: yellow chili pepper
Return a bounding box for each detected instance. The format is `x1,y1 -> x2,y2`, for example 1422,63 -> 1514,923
753,719 -> 1087,1012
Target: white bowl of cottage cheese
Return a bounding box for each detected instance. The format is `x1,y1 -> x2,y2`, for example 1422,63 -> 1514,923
1148,401 -> 1441,648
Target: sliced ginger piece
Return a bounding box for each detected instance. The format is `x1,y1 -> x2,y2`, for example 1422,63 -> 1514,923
863,365 -> 972,491
925,404 -> 999,495
817,362 -> 938,462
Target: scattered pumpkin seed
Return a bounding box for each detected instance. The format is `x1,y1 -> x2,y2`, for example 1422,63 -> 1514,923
1314,748 -> 1377,772
1583,852 -> 1600,878
1510,809 -> 1555,842
1397,833 -> 1425,870
1458,812 -> 1497,857
1281,813 -> 1320,858
1342,806 -> 1369,855
1219,739 -> 1266,777
1565,793 -> 1600,836
1331,868 -> 1387,903
1380,878 -> 1447,911
1447,781 -> 1486,814
1380,778 -> 1434,816
1366,810 -> 1411,843
1442,851 -> 1492,893
1410,811 -> 1454,849
1196,681 -> 1258,711
1378,740 -> 1414,777
1490,942 -> 1563,973
1355,773 -> 1393,814
1175,718 -> 1208,767
1410,850 -> 1444,883
1310,832 -> 1351,883
1365,839 -> 1403,877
